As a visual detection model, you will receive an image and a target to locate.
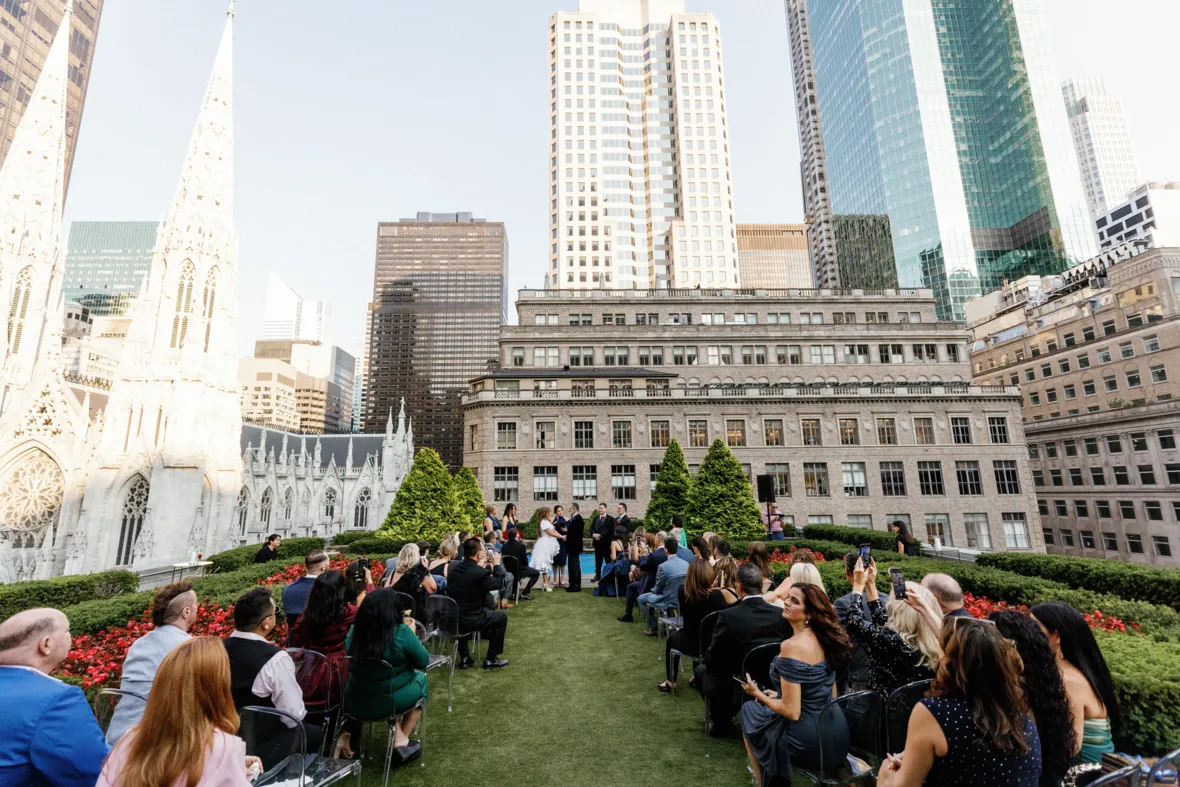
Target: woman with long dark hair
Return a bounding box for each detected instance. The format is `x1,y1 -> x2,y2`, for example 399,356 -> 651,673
595,525 -> 631,597
659,559 -> 736,692
289,570 -> 354,652
746,541 -> 774,593
878,617 -> 1042,787
891,520 -> 918,556
343,589 -> 428,764
739,583 -> 853,786
991,611 -> 1076,787
1031,602 -> 1120,764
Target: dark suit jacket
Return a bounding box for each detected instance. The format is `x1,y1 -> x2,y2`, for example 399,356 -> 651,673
616,514 -> 631,532
592,514 -> 615,554
834,590 -> 873,685
566,514 -> 585,555
638,548 -> 668,592
501,539 -> 528,570
446,558 -> 504,622
704,597 -> 791,684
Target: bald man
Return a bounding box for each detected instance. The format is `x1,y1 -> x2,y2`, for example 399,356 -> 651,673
920,573 -> 970,618
0,608 -> 109,786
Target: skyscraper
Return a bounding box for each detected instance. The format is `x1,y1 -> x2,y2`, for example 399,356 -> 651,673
1063,77 -> 1142,221
63,221 -> 157,316
0,0 -> 104,198
787,0 -> 1097,320
735,224 -> 812,289
364,212 -> 507,468
261,271 -> 332,343
547,0 -> 738,290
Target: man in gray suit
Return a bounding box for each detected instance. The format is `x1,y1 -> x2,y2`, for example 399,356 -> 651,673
105,582 -> 197,744
637,537 -> 690,636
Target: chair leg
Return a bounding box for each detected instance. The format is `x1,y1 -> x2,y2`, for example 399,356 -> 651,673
416,706 -> 425,768
705,696 -> 711,758
447,639 -> 457,713
382,719 -> 396,787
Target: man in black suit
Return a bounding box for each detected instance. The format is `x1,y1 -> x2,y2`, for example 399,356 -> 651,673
833,552 -> 873,693
565,503 -> 585,592
501,528 -> 539,600
445,538 -> 510,670
615,503 -> 631,532
591,503 -> 614,582
698,563 -> 790,734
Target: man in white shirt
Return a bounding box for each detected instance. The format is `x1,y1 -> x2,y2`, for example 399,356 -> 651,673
224,588 -> 321,768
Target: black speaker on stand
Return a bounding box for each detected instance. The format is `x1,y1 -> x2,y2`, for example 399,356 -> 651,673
756,474 -> 776,504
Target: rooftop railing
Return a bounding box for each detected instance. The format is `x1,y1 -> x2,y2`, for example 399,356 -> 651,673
518,287 -> 933,300
464,382 -> 1018,405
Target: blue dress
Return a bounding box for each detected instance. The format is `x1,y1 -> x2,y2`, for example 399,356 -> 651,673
553,516 -> 569,567
740,657 -> 849,786
921,696 -> 1042,787
595,540 -> 629,596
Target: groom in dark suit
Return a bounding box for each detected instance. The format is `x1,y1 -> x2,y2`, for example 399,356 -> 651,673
564,503 -> 585,592
591,502 -> 614,582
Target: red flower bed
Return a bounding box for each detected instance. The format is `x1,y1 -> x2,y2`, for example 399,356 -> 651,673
961,591 -> 1139,634
256,556 -> 385,587
767,546 -> 826,565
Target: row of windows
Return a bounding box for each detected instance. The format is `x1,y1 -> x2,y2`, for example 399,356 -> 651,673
1043,527 -> 1172,558
1033,462 -> 1180,486
510,342 -> 962,368
978,309 -> 1164,374
1026,364 -> 1168,405
1038,498 -> 1180,523
527,310 -> 924,327
484,415 -> 1011,450
1029,429 -> 1176,458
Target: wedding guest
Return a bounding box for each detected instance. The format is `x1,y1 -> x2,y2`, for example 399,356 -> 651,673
502,527 -> 540,600
427,537 -> 459,589
98,637 -> 260,787
483,532 -> 515,609
763,503 -> 786,540
713,555 -> 742,595
446,538 -> 510,670
891,520 -> 919,556
565,503 -> 586,592
253,534 -> 281,564
615,503 -> 631,532
922,573 -> 970,618
746,542 -> 775,593
691,536 -> 714,564
766,562 -> 826,603
502,503 -> 519,535
591,503 -> 615,581
385,543 -> 438,620
106,581 -> 197,744
618,533 -> 664,623
595,525 -> 630,597
658,559 -> 736,692
281,550 -> 329,627
288,568 -> 355,755
670,515 -> 688,551
637,537 -> 690,635
552,505 -> 569,588
483,505 -> 503,542
833,553 -> 872,693
701,532 -> 720,565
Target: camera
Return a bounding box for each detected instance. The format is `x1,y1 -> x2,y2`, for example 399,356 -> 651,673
356,556 -> 372,571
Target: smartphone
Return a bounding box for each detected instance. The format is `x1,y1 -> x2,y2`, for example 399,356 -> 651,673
889,567 -> 907,600
859,543 -> 871,565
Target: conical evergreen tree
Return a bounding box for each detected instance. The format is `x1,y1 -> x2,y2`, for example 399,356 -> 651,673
379,448 -> 459,543
685,439 -> 763,540
644,439 -> 692,531
452,466 -> 486,533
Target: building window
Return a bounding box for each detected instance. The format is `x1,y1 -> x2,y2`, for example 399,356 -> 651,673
1069,468 -> 1083,486
766,463 -> 790,497
1153,536 -> 1172,558
877,418 -> 897,445
511,347 -> 525,367
611,465 -> 636,499
1060,529 -> 1076,547
1160,429 -> 1176,450
726,419 -> 747,447
1145,501 -> 1163,521
1113,466 -> 1129,485
955,461 -> 983,495
1166,463 -> 1180,484
918,461 -> 944,495
1002,513 -> 1030,549
533,466 -> 558,501
993,460 -> 1021,494
323,488 -> 337,520
1102,531 -> 1118,551
574,420 -> 595,449
988,416 -> 1010,444
951,417 -> 972,444
572,466 -> 597,500
650,420 -> 670,448
839,418 -> 860,446
1127,534 -> 1144,554
612,421 -> 632,449
803,463 -> 829,497
842,462 -> 867,497
914,417 -> 935,445
536,421 -> 555,449
1119,500 -> 1136,519
1139,464 -> 1156,485
925,514 -> 951,546
1042,528 -> 1055,546
353,488 -> 371,529
880,462 -> 906,496
650,464 -> 661,490
801,418 -> 822,446
493,467 -> 519,502
764,419 -> 784,447
688,419 -> 708,448
259,488 -> 273,528
964,513 -> 991,550
469,424 -> 479,451
1080,530 -> 1096,549
118,476 -> 151,564
497,422 -> 517,450
1151,364 -> 1168,383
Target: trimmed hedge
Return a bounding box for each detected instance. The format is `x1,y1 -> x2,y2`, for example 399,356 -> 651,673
976,552 -> 1180,611
207,537 -> 326,573
802,524 -> 899,554
0,570 -> 140,621
330,531 -> 376,546
1096,629 -> 1180,753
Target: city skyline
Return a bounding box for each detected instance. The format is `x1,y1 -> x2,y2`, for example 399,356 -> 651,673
61,0 -> 1180,357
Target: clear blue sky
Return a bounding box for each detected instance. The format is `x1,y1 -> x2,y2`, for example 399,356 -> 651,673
63,0 -> 1180,358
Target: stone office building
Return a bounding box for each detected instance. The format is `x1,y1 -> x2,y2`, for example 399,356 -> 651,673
462,288 -> 1043,554
967,244 -> 1180,566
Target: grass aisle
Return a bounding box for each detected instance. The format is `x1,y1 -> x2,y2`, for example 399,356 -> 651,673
358,590 -> 749,786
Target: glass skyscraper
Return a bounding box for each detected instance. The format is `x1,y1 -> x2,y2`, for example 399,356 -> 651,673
788,0 -> 1096,320
63,221 -> 158,316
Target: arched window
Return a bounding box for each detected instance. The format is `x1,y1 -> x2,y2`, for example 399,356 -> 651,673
7,267 -> 32,355
301,489 -> 310,515
283,488 -> 293,520
353,488 -> 371,529
201,268 -> 218,353
237,487 -> 249,534
170,262 -> 196,349
0,451 -> 64,550
117,476 -> 150,565
323,488 -> 337,520
260,488 -> 273,527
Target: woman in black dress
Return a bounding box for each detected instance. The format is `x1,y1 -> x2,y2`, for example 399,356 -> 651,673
385,543 -> 437,621
552,504 -> 569,589
659,559 -> 736,692
891,520 -> 919,556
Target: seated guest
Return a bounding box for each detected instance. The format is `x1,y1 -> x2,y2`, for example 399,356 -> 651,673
343,590 -> 427,765
446,538 -> 511,670
690,535 -> 713,564
637,537 -> 691,635
253,534 -> 281,564
502,527 -> 540,600
701,531 -> 720,565
619,532 -> 666,623
483,531 -> 514,609
224,588 -> 322,769
713,556 -> 742,595
716,540 -> 732,558
922,573 -> 970,618
107,581 -> 197,744
766,561 -> 826,605
746,541 -> 775,593
832,553 -> 873,694
344,560 -> 375,608
1031,602 -> 1120,764
595,526 -> 630,597
427,536 -> 459,590
844,559 -> 941,697
741,583 -> 852,786
0,608 -> 108,786
878,617 -> 1042,787
98,637 -> 261,787
287,569 -> 355,753
281,550 -> 329,628
384,543 -> 439,620
698,564 -> 791,735
991,611 -> 1076,787
416,541 -> 431,565
658,559 -> 736,692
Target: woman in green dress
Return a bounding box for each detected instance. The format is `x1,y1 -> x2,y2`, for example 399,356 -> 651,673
343,589 -> 429,764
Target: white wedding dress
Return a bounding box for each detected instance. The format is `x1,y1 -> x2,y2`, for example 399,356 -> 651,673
530,519 -> 561,573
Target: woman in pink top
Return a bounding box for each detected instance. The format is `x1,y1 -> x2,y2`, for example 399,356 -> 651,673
98,636 -> 260,787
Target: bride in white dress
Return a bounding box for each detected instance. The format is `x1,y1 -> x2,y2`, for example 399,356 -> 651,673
529,507 -> 563,592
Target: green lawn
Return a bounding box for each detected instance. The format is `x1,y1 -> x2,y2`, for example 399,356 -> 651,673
355,590 -> 751,786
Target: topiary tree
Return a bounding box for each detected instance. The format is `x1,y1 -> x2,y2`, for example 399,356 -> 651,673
452,466 -> 486,533
379,448 -> 459,543
685,439 -> 763,540
644,439 -> 692,531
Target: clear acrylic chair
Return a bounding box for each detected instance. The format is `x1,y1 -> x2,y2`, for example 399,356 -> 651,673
240,705 -> 361,787
331,660 -> 425,787
92,688 -> 147,738
285,647 -> 343,755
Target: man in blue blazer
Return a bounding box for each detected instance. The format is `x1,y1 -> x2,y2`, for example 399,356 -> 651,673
0,608 -> 109,786
637,536 -> 690,635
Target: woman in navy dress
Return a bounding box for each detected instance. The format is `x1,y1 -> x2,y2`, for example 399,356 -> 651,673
877,617 -> 1042,787
551,504 -> 569,588
595,526 -> 629,597
740,583 -> 852,786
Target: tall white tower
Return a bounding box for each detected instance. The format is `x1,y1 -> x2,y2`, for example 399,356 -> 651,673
546,0 -> 738,290
1063,77 -> 1143,220
261,271 -> 332,343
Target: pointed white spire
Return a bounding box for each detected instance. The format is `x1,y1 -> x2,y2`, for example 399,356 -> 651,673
385,407 -> 393,440
397,398 -> 406,435
346,436 -> 354,473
